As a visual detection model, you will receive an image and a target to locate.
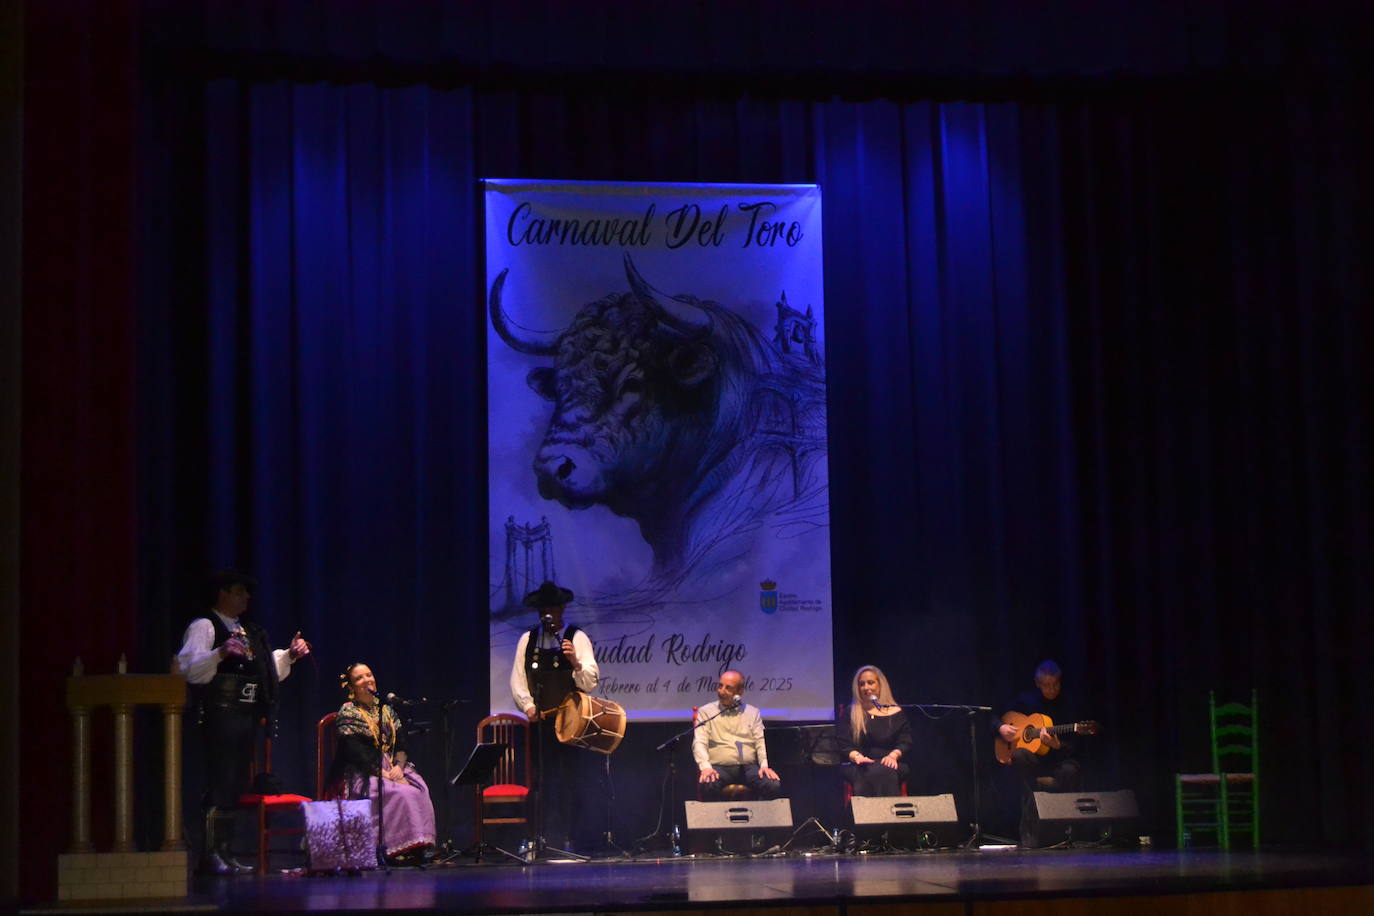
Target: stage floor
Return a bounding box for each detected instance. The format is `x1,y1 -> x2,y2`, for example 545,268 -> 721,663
135,847 -> 1374,914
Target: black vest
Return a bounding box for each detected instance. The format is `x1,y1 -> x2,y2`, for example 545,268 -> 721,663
524,623 -> 581,713
190,613 -> 280,715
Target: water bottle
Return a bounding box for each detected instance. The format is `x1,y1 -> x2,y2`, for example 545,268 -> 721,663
670,824 -> 683,857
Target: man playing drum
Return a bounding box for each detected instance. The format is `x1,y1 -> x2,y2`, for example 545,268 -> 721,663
509,580 -> 610,855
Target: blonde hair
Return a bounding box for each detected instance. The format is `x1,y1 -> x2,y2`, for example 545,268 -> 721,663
849,665 -> 897,741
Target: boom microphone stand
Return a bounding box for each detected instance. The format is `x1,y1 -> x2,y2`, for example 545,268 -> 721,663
633,706 -> 731,856
883,701 -> 1008,847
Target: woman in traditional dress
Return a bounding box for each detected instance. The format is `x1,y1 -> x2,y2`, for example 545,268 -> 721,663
837,665 -> 912,797
331,662 -> 436,863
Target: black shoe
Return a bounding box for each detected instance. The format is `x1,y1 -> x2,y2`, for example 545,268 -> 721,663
201,808 -> 255,875
197,850 -> 240,877
224,855 -> 255,875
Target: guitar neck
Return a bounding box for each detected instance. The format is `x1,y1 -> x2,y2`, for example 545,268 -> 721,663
1042,723 -> 1081,737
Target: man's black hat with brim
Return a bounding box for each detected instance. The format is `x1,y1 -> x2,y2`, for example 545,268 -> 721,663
210,567 -> 258,592
523,580 -> 574,608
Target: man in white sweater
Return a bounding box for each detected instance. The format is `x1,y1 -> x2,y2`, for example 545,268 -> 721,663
691,670 -> 781,799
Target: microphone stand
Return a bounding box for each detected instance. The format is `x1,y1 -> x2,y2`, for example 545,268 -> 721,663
633,706 -> 731,856
371,690 -> 390,873
882,702 -> 1007,848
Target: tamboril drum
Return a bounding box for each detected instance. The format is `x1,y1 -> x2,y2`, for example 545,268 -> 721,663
555,693 -> 626,755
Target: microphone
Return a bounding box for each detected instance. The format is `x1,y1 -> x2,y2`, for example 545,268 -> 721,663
541,614 -> 561,647
386,691 -> 427,707
227,625 -> 254,659
866,692 -> 888,709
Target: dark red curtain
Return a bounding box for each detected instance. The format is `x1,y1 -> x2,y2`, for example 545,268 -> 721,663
20,0 -> 140,903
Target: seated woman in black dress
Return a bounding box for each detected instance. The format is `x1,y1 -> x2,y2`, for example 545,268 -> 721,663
838,665 -> 912,797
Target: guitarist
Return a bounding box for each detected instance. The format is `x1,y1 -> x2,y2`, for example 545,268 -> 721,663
997,660 -> 1083,845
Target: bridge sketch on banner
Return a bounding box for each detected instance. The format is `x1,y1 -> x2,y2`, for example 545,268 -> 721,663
485,179 -> 833,721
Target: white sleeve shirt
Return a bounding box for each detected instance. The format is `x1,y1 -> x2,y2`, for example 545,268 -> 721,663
509,627 -> 599,714
175,612 -> 294,684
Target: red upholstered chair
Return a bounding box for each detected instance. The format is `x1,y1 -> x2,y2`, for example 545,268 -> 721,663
837,704 -> 907,806
315,712 -> 340,800
474,714 -> 532,850
842,777 -> 909,807
239,719 -> 312,874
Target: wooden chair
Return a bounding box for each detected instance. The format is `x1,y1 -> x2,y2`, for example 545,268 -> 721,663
315,711 -> 340,800
1174,689 -> 1259,849
837,704 -> 907,806
239,719 -> 312,874
474,714 -> 532,850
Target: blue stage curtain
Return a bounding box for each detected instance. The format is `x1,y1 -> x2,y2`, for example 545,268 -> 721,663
188,83 -> 486,779
137,74 -> 1374,852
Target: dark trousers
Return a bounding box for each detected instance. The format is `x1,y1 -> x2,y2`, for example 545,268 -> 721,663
699,764 -> 782,800
842,760 -> 910,798
200,704 -> 259,810
531,719 -> 610,851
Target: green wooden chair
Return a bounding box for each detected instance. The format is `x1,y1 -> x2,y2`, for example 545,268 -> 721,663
1174,689 -> 1259,849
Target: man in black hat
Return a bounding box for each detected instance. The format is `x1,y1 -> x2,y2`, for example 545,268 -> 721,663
508,580 -> 607,855
176,569 -> 312,875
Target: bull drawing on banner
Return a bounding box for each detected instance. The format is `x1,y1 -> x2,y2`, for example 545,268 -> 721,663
490,254 -> 828,589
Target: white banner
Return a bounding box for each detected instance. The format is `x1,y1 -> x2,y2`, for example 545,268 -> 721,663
486,179 -> 832,720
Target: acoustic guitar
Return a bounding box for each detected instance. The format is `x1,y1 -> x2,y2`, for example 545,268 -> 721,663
995,711 -> 1098,765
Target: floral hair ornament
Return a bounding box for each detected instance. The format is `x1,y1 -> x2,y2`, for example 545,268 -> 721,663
340,663 -> 366,697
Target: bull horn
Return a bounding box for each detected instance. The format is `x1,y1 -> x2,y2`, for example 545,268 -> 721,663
488,268 -> 562,355
623,254 -> 712,336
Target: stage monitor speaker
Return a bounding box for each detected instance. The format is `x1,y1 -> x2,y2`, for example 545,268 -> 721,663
683,799 -> 793,854
850,794 -> 961,848
1031,790 -> 1139,847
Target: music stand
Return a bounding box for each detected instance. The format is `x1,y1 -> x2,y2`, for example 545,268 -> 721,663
802,724 -> 848,767
783,724 -> 845,849
452,742 -> 523,864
